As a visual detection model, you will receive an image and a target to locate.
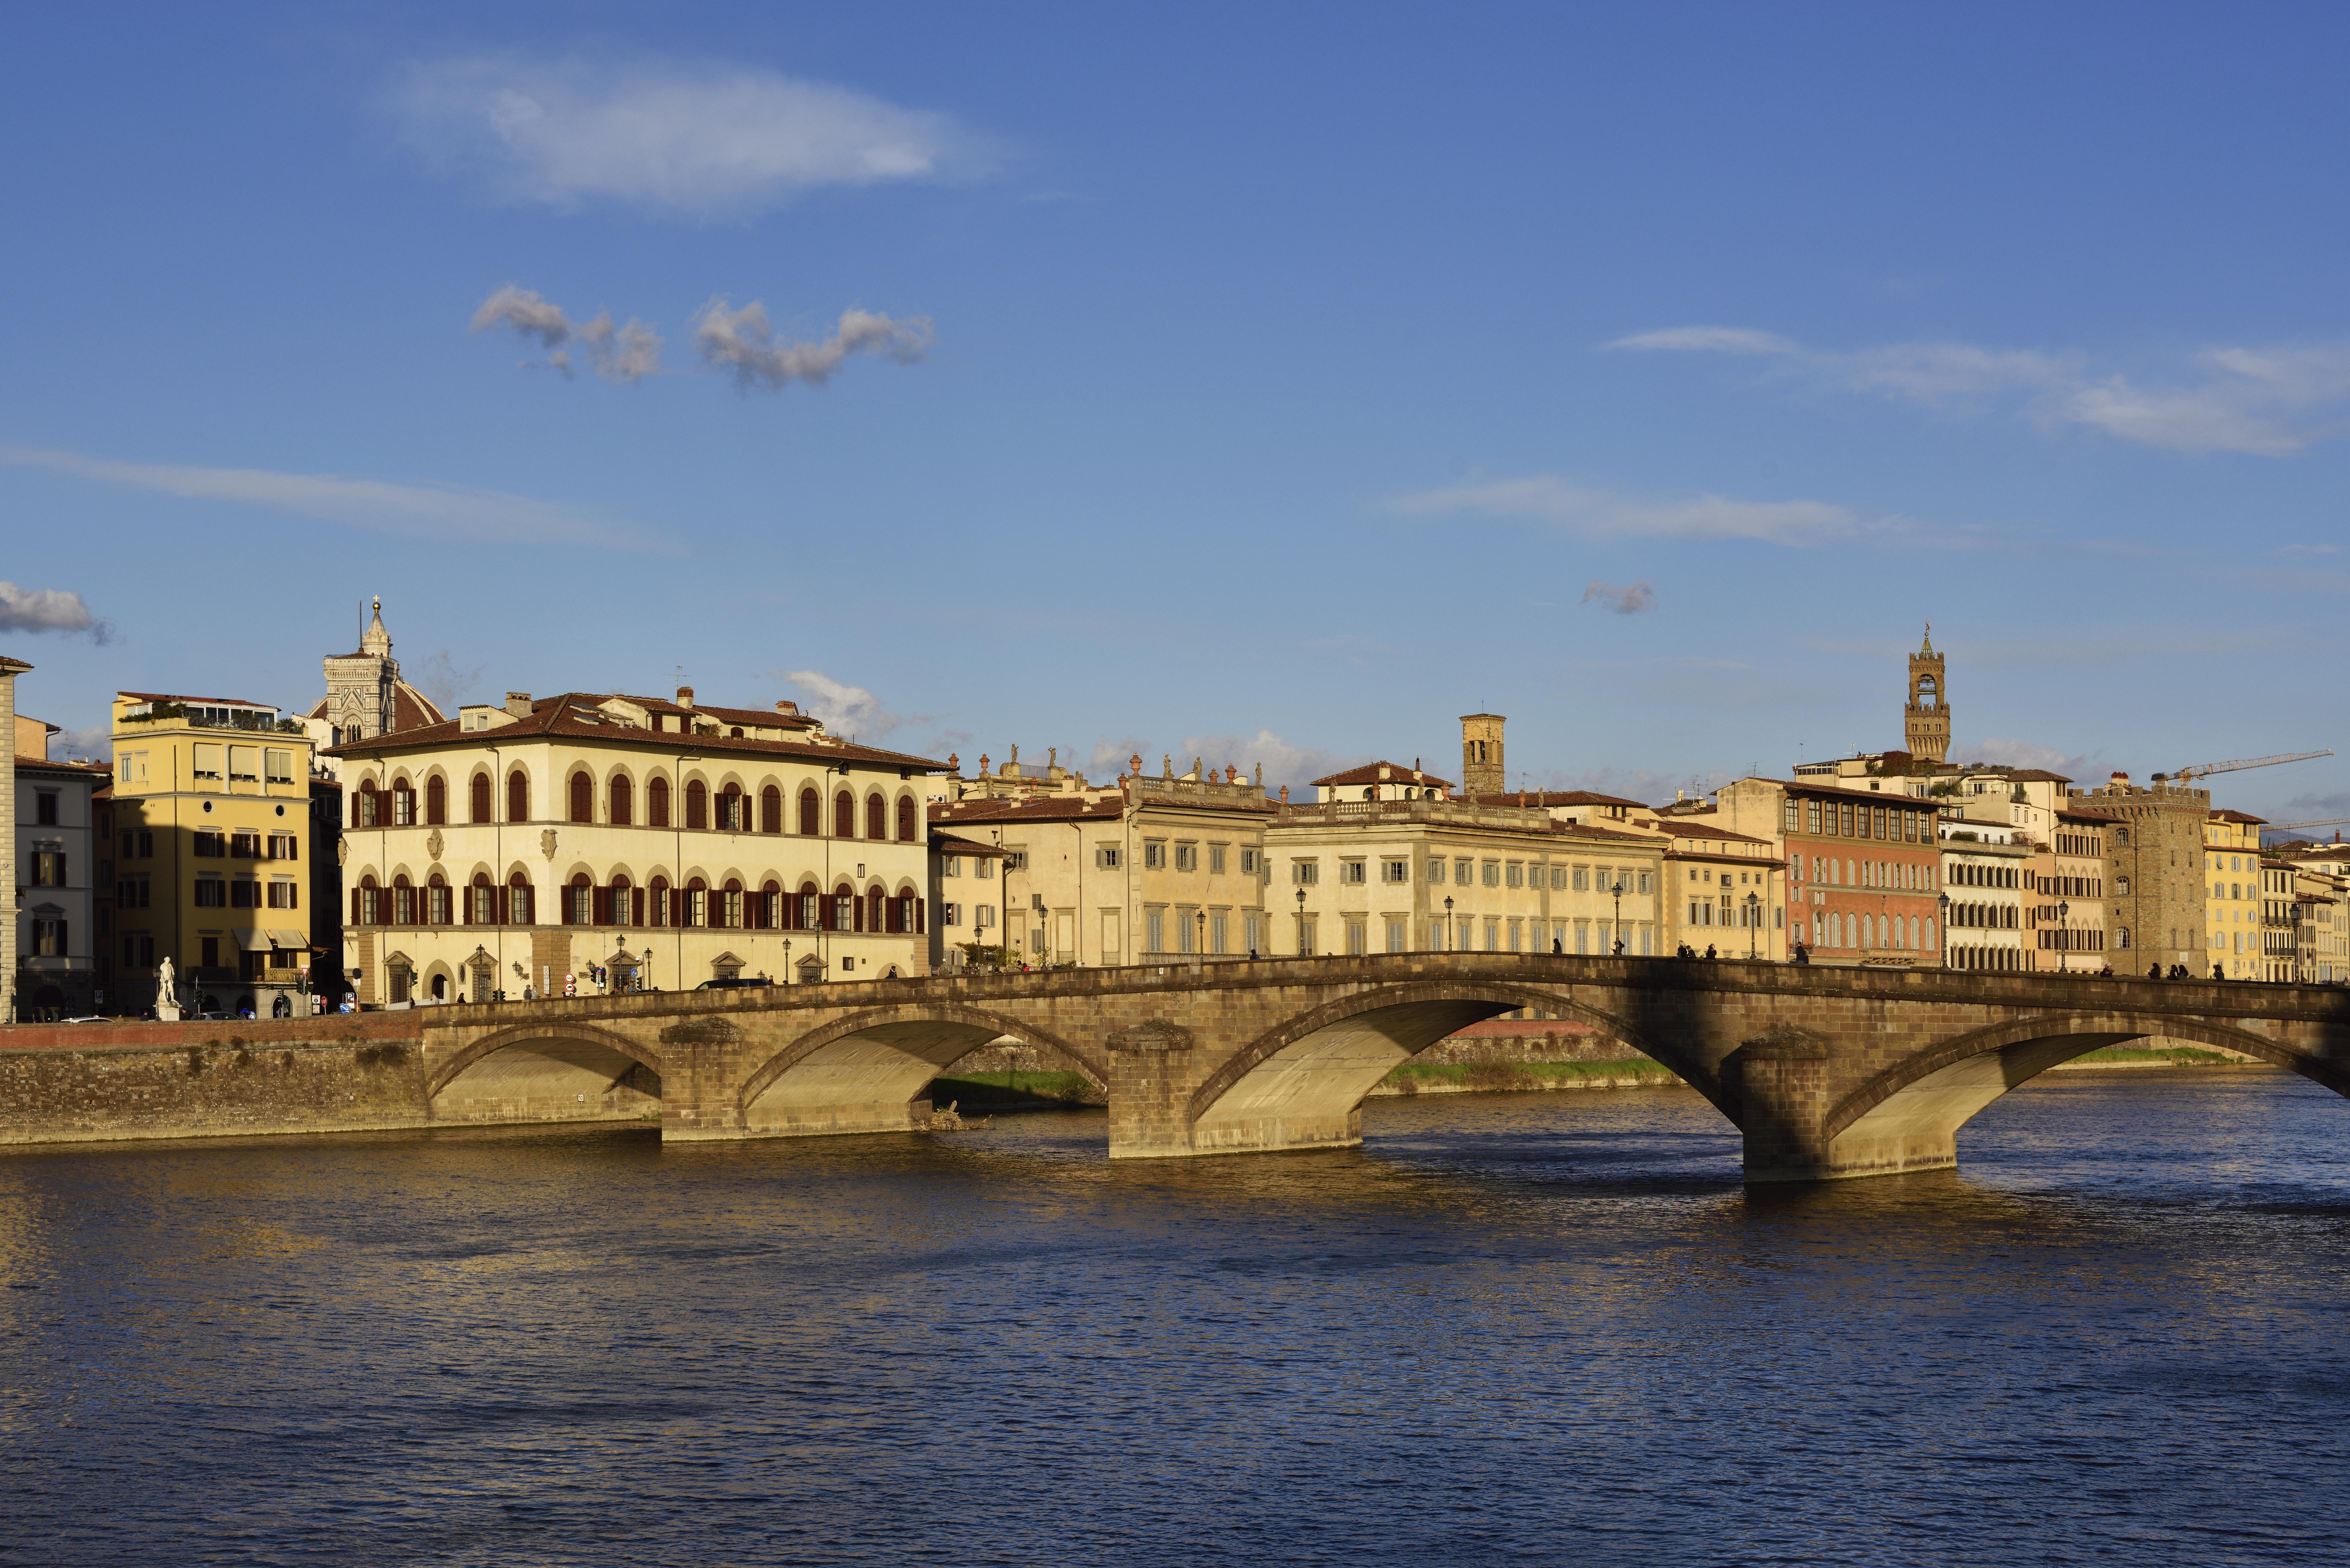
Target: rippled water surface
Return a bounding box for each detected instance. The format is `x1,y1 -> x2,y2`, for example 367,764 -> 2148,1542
6,1069 -> 2350,1565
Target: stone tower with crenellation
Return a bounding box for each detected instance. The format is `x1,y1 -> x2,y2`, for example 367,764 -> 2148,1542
1460,713 -> 1505,796
1904,628 -> 1950,764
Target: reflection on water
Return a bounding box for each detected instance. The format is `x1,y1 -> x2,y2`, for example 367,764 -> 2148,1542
4,1070 -> 2348,1565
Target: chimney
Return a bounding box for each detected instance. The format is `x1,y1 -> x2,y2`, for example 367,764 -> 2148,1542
676,686 -> 695,710
504,691 -> 532,718
774,699 -> 799,716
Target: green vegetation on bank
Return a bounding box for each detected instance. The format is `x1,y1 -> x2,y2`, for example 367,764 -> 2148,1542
926,1070 -> 1104,1107
2063,1046 -> 2246,1066
1382,1059 -> 1679,1092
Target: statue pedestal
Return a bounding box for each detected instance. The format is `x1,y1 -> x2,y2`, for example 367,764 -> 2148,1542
156,1001 -> 181,1022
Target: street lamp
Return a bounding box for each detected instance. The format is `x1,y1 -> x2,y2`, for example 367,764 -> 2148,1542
1745,892 -> 1761,960
1296,886 -> 1308,957
1938,892 -> 1951,970
1194,908 -> 1206,974
784,937 -> 792,984
1610,879 -> 1626,956
1444,894 -> 1454,953
2056,901 -> 2068,974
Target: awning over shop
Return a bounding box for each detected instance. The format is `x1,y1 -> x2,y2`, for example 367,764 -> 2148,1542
268,930 -> 308,950
231,928 -> 270,952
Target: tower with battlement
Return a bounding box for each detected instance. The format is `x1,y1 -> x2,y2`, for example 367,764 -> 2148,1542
1905,629 -> 1950,764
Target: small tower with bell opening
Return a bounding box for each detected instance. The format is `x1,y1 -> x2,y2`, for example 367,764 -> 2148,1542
1904,626 -> 1950,764
1460,713 -> 1506,796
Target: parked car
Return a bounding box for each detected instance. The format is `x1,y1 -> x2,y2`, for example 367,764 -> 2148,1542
694,976 -> 772,990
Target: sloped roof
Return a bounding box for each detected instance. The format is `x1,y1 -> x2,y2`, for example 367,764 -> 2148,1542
1467,788 -> 1647,810
305,681 -> 447,734
324,691 -> 949,772
1312,760 -> 1454,789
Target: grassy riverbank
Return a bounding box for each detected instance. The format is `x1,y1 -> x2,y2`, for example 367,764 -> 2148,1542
2055,1046 -> 2253,1068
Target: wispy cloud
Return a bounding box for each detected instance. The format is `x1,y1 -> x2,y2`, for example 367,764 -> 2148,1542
1180,728 -> 1367,796
2,447 -> 660,551
695,301 -> 932,390
776,668 -> 934,740
387,54 -> 989,215
1393,473 -> 1894,547
1581,579 -> 1656,614
1961,737 -> 2106,780
471,285 -> 662,382
1609,325 -> 2350,455
0,582 -> 112,643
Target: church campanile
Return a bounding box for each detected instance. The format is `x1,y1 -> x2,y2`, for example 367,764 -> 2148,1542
1904,626 -> 1950,763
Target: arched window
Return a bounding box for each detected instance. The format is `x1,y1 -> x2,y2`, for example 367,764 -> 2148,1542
426,874 -> 450,925
392,874 -> 415,926
507,770 -> 529,823
470,773 -> 492,823
609,875 -> 633,926
867,886 -> 884,933
508,872 -> 534,926
570,772 -> 593,824
391,779 -> 415,826
650,876 -> 670,927
354,875 -> 380,926
719,784 -> 745,832
649,775 -> 671,828
759,879 -> 781,929
833,883 -> 854,931
686,780 -> 709,830
610,774 -> 633,826
866,794 -> 885,840
761,785 -> 782,834
685,877 -> 708,927
722,878 -> 744,928
566,872 -> 592,927
800,788 -> 820,836
897,797 -> 916,841
470,872 -> 495,925
353,785 -> 376,828
797,880 -> 820,931
835,790 -> 855,838
425,776 -> 446,825
2116,876 -> 2132,896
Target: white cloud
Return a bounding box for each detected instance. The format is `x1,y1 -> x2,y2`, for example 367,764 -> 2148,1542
51,723 -> 112,761
1392,474 -> 1881,547
777,669 -> 930,739
1610,324 -> 2350,455
388,55 -> 985,214
1,447 -> 660,551
694,300 -> 932,390
1961,737 -> 2104,779
0,582 -> 111,643
1179,728 -> 1368,797
1582,579 -> 1656,614
471,285 -> 662,382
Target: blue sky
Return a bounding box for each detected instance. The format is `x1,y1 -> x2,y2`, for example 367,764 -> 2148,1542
4,4 -> 2345,822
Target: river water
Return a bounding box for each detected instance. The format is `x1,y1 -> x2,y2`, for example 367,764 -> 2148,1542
4,1069 -> 2349,1566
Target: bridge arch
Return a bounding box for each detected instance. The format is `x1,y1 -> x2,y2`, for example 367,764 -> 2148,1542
428,1020 -> 666,1126
1185,979 -> 1713,1157
1820,1008 -> 2350,1178
737,1004 -> 1105,1138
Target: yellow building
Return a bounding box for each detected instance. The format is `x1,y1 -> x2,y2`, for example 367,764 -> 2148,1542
931,751 -> 1274,965
329,687 -> 946,1002
2204,809 -> 2266,980
109,691 -> 317,1015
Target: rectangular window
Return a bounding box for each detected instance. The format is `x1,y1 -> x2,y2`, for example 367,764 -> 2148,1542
1209,844 -> 1227,875
428,884 -> 450,924
943,856 -> 962,878
1174,844 -> 1197,872
1806,799 -> 1821,834
1146,908 -> 1165,952
1177,908 -> 1196,953
1292,861 -> 1319,885
231,830 -> 262,859
1551,867 -> 1566,889
1094,847 -> 1119,869
1339,860 -> 1367,885
1455,858 -> 1473,885
193,743 -> 224,783
34,793 -> 57,826
1211,912 -> 1228,953
1347,920 -> 1368,956
975,858 -> 995,880
1505,862 -> 1523,888
267,879 -> 299,909
266,749 -> 295,784
1431,917 -> 1449,949
1144,841 -> 1167,870
1427,858 -> 1445,884
1382,860 -> 1410,884
573,885 -> 594,925
1002,849 -> 1028,871
1482,861 -> 1500,887
1386,919 -> 1407,953
942,901 -> 962,925
1240,849 -> 1259,876
1507,919 -> 1522,952
1483,918 -> 1499,951
1244,914 -> 1260,953
1784,800 -> 1799,833
227,745 -> 259,784
194,876 -> 226,908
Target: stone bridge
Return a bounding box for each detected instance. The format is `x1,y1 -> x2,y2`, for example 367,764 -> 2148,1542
409,954 -> 2350,1182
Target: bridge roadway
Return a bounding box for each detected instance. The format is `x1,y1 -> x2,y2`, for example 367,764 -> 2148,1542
414,953 -> 2350,1182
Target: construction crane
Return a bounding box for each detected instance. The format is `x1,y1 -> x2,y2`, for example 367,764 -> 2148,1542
2259,817 -> 2350,841
2153,749 -> 2333,783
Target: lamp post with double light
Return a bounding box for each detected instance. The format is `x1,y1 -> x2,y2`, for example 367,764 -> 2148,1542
1194,909 -> 1205,974
1938,891 -> 1952,970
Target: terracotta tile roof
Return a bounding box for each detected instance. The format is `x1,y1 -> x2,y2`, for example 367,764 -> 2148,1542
613,693 -> 822,732
119,690 -> 276,708
304,682 -> 447,733
1313,760 -> 1454,789
930,832 -> 1010,858
14,756 -> 111,778
1740,776 -> 1946,806
1467,789 -> 1648,810
931,796 -> 1125,825
1652,819 -> 1772,846
2003,769 -> 2075,783
323,691 -> 949,772
2208,809 -> 2269,825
